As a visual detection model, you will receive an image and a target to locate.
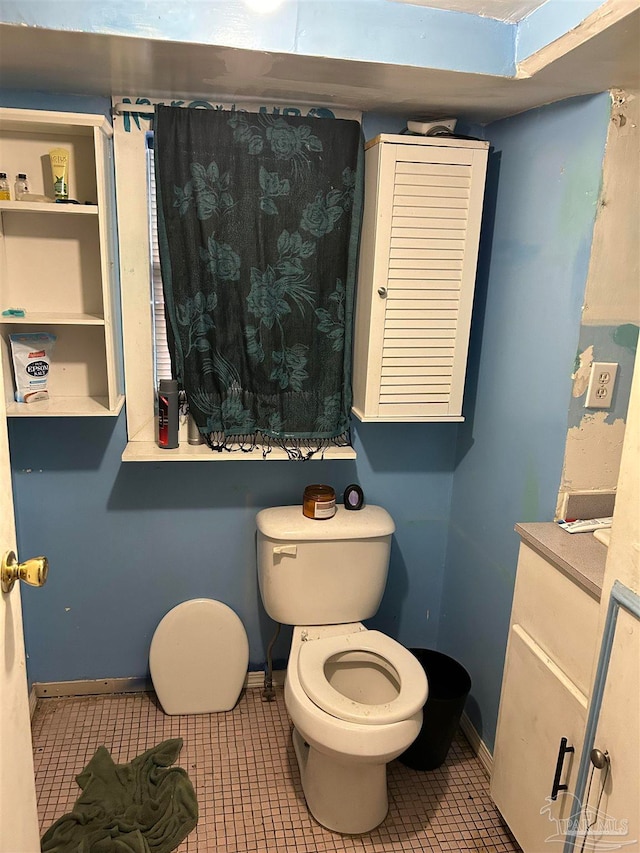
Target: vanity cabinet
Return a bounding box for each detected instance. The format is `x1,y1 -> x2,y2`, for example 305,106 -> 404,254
0,108 -> 123,416
352,134 -> 489,422
491,541 -> 600,852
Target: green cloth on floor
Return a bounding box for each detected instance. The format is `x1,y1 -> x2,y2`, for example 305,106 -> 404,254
41,738 -> 198,853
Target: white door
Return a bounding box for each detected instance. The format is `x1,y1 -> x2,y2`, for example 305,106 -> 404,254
0,368 -> 40,851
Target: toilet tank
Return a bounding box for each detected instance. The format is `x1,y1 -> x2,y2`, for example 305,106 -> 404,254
256,505 -> 395,625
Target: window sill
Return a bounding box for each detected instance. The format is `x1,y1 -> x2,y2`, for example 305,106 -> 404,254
121,441 -> 357,462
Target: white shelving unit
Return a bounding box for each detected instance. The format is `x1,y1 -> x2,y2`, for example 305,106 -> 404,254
0,108 -> 124,417
352,134 -> 489,422
121,441 -> 357,462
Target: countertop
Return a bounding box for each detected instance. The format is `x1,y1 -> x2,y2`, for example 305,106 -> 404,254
515,522 -> 608,600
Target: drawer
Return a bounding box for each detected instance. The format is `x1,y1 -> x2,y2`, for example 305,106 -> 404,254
510,543 -> 599,695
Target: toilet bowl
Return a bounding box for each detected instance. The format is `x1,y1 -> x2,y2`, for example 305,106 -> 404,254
149,598 -> 248,715
256,504 -> 429,834
285,624 -> 427,833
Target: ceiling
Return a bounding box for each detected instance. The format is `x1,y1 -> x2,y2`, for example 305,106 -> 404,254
387,0 -> 548,23
0,5 -> 637,124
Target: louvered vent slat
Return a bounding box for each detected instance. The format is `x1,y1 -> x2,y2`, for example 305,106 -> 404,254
394,194 -> 469,208
390,248 -> 464,260
391,236 -> 465,251
392,207 -> 468,222
381,372 -> 451,384
380,393 -> 451,404
389,278 -> 460,299
381,383 -> 452,397
392,226 -> 466,241
384,330 -> 457,342
393,217 -> 468,231
387,297 -> 460,311
396,162 -> 471,178
387,311 -> 457,329
394,175 -> 469,198
383,348 -> 455,359
383,355 -> 454,366
381,364 -> 452,376
386,308 -> 458,321
389,260 -> 463,272
394,175 -> 471,189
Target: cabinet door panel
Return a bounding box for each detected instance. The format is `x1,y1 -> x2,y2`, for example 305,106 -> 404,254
512,544 -> 599,695
352,137 -> 488,421
492,624 -> 587,853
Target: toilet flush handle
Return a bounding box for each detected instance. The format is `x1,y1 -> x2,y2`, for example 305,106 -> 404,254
273,544 -> 297,557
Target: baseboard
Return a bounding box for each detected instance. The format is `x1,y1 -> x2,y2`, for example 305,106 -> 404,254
33,676 -> 153,699
459,712 -> 493,777
32,670 -> 287,701
29,685 -> 38,719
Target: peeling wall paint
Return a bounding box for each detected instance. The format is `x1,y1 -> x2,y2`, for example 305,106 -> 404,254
560,325 -> 637,501
572,344 -> 595,397
561,412 -> 626,492
558,88 -> 640,512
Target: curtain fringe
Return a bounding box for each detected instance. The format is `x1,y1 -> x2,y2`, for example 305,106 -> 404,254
204,429 -> 351,460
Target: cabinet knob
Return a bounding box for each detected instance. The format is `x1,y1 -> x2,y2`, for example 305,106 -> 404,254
377,287 -> 387,298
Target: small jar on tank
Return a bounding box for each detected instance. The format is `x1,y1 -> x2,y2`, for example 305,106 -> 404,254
303,484 -> 336,520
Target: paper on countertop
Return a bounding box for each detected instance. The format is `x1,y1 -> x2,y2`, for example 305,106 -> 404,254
557,517 -> 613,534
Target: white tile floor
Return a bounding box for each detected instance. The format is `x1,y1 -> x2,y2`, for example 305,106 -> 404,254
32,688 -> 521,852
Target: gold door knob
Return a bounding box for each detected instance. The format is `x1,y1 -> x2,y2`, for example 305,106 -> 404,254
1,550 -> 49,594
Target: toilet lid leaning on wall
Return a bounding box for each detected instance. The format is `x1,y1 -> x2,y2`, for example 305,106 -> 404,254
149,599 -> 249,715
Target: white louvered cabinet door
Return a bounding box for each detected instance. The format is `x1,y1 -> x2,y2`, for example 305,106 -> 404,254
352,135 -> 489,422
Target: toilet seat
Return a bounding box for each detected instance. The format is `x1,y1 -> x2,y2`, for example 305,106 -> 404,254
297,630 -> 427,725
150,599 -> 248,715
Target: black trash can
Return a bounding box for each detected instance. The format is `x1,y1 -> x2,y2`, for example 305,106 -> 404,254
399,649 -> 471,771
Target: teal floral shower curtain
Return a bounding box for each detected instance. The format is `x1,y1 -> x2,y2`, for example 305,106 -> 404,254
154,106 -> 363,457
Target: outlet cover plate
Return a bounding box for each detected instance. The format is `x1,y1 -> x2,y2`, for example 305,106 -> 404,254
585,362 -> 618,409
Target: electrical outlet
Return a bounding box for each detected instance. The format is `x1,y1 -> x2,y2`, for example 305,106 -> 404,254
585,362 -> 618,409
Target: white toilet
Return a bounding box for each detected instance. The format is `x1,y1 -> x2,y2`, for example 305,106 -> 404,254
149,598 -> 249,715
256,504 -> 428,835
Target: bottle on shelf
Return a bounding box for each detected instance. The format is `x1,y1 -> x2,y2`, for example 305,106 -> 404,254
157,379 -> 179,449
15,173 -> 29,200
0,172 -> 10,200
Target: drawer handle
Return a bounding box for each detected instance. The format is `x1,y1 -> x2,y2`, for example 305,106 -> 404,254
550,736 -> 574,800
377,286 -> 387,297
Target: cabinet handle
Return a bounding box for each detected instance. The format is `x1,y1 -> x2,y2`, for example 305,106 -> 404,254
550,736 -> 574,800
377,286 -> 387,297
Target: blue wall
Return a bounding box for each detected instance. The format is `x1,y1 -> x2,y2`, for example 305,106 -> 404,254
516,0 -> 605,62
11,416 -> 457,684
3,91 -> 458,686
438,93 -> 611,751
3,87 -> 617,758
